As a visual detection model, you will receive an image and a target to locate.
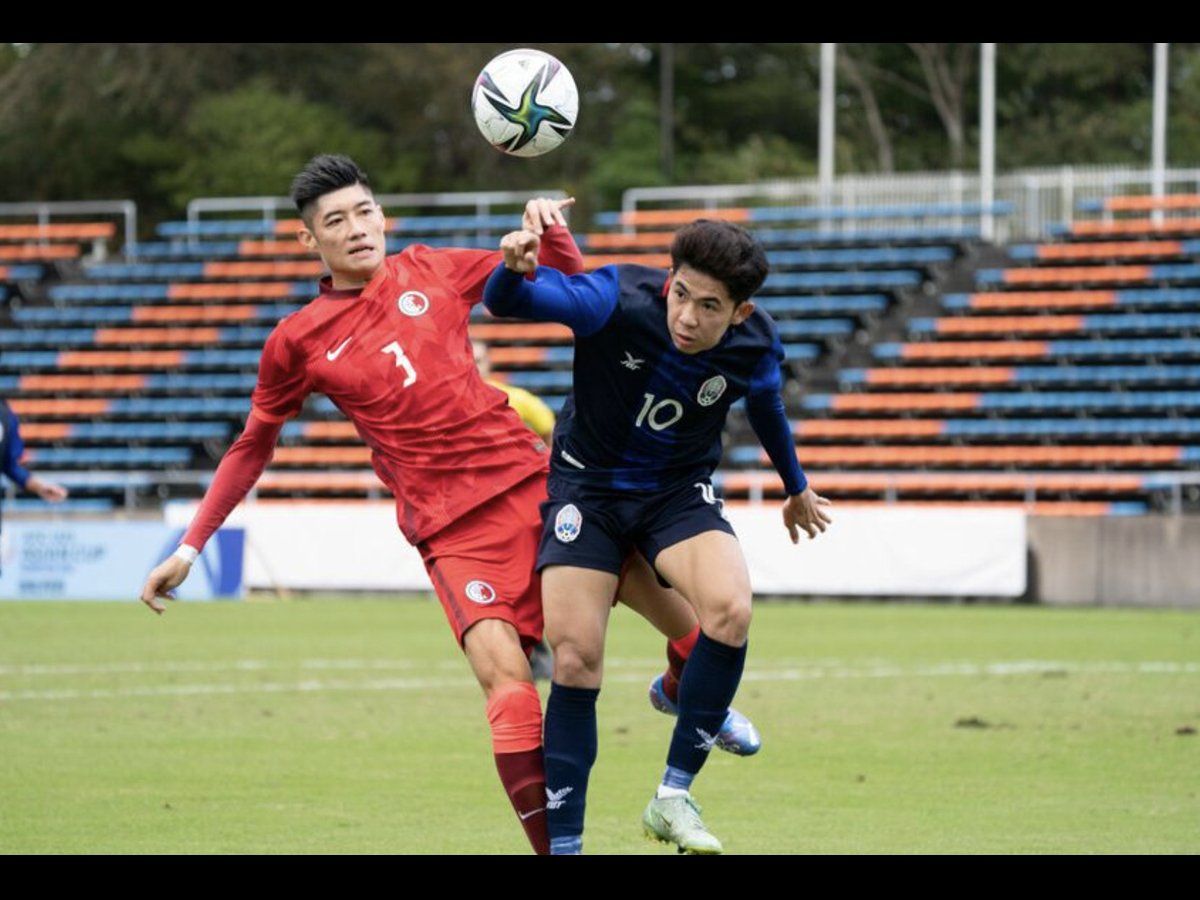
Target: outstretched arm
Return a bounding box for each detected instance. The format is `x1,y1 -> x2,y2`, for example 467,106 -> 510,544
745,340 -> 833,543
485,232 -> 619,337
140,412 -> 283,614
746,391 -> 833,543
523,197 -> 584,276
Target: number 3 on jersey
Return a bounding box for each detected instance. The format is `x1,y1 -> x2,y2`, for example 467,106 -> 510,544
382,341 -> 418,388
635,392 -> 683,431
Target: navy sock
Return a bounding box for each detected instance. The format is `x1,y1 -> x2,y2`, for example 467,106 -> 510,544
665,631 -> 747,782
543,682 -> 600,854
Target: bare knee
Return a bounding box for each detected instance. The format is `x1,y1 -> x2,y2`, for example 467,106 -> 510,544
698,596 -> 752,647
548,634 -> 604,689
463,619 -> 533,697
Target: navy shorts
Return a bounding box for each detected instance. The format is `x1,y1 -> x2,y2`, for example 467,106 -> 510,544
537,476 -> 736,576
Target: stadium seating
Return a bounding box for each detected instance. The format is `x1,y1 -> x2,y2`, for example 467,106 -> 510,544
7,192 -> 1197,515
762,194 -> 1200,512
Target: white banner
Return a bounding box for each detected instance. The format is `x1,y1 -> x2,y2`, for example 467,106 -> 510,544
0,522 -> 245,601
727,505 -> 1026,597
166,502 -> 1026,597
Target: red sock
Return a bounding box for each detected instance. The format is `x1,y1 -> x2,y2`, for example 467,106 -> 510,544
487,682 -> 549,855
662,625 -> 701,705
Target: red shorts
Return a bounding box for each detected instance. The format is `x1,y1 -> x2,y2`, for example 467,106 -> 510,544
417,472 -> 547,652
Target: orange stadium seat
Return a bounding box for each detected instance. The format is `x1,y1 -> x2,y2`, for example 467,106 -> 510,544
1035,241 -> 1182,261
929,316 -> 1084,335
17,423 -> 73,441
1105,194 -> 1200,212
9,398 -> 110,417
614,209 -> 751,227
239,240 -> 315,257
829,392 -> 982,410
94,327 -> 221,346
300,421 -> 359,440
1002,265 -> 1152,285
19,374 -> 147,392
58,351 -> 185,369
257,471 -> 385,493
132,306 -> 258,323
583,232 -> 675,250
862,368 -> 1014,386
965,291 -> 1117,310
169,283 -> 296,300
0,223 -> 115,241
1069,218 -> 1200,237
204,261 -> 324,279
794,445 -> 1184,466
0,244 -> 80,261
468,322 -> 573,343
900,341 -> 1048,360
584,253 -> 671,269
272,447 -> 374,465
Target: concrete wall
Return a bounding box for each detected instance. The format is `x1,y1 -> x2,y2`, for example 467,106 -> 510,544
1028,516 -> 1200,608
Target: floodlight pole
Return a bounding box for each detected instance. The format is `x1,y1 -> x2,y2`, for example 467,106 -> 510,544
980,43 -> 996,242
1152,43 -> 1168,224
819,43 -> 836,208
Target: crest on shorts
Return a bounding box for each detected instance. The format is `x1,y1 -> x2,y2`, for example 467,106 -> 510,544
697,375 -> 727,407
465,580 -> 497,605
554,504 -> 583,544
397,291 -> 430,317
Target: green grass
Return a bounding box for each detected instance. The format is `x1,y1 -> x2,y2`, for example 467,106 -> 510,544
1,598 -> 1197,854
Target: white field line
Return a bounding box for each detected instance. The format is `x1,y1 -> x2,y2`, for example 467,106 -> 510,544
0,659 -> 1195,703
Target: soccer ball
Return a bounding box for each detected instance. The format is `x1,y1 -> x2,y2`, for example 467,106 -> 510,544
472,48 -> 578,158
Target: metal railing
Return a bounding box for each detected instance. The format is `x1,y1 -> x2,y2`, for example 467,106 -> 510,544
185,189 -> 570,249
622,165 -> 1200,242
0,200 -> 137,258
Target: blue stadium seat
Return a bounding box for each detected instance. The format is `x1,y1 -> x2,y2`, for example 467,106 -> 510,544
768,247 -> 955,268
768,270 -> 923,290
29,447 -> 193,466
65,422 -> 233,441
109,398 -> 250,417
84,263 -> 206,280
756,295 -> 889,316
157,220 -> 276,238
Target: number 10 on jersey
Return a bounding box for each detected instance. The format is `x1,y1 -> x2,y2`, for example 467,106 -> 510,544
635,393 -> 683,431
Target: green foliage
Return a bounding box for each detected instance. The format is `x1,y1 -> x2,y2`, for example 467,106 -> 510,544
0,43 -> 1197,225
121,81 -> 393,209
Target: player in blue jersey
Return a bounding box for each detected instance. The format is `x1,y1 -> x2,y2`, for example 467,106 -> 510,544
1,399 -> 69,562
484,219 -> 832,855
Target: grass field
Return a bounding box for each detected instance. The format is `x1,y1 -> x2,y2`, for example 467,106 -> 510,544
1,597 -> 1197,854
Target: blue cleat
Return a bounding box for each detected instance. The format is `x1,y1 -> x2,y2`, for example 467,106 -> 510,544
648,674 -> 762,756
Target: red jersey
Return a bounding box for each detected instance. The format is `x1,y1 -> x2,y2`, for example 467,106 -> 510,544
251,243 -> 566,543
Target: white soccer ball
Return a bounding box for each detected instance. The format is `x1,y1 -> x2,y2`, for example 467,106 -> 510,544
472,48 -> 578,158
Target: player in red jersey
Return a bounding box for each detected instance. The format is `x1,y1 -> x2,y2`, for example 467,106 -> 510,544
139,155 -> 708,855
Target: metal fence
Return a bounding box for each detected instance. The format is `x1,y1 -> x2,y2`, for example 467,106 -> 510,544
622,165 -> 1200,241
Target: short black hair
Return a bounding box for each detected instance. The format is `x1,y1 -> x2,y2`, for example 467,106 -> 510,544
670,219 -> 769,304
290,154 -> 372,226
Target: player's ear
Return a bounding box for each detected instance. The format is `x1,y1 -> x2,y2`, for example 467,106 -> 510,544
297,226 -> 318,252
731,300 -> 755,325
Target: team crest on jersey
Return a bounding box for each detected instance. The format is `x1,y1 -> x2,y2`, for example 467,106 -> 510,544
554,504 -> 583,544
697,375 -> 728,407
464,580 -> 497,605
397,291 -> 430,317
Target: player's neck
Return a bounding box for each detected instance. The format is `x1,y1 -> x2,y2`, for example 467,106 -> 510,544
329,270 -> 377,291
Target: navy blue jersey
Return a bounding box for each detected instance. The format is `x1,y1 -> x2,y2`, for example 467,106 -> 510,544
485,264 -> 807,495
1,399 -> 31,532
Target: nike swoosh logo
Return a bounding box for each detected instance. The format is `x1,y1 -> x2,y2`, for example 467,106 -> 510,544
518,807 -> 545,821
326,338 -> 353,361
